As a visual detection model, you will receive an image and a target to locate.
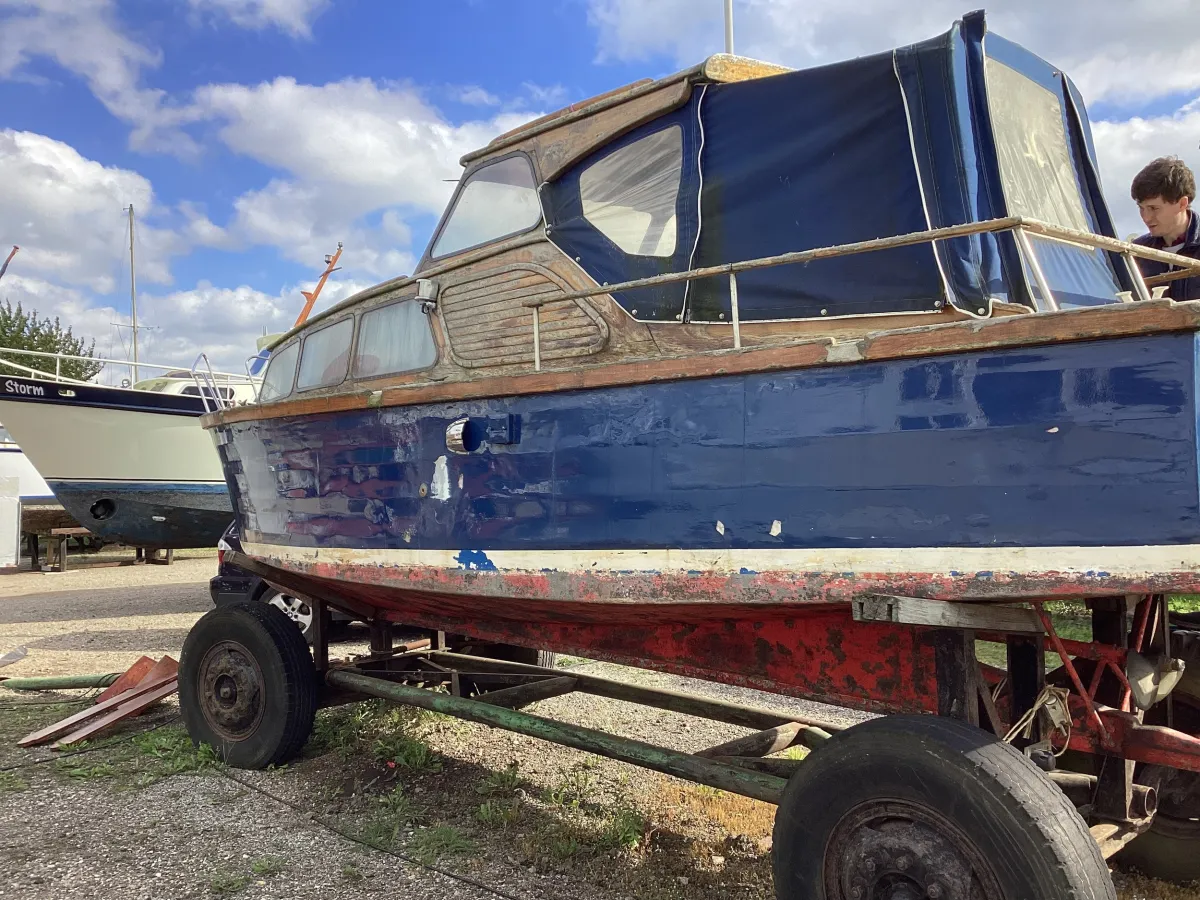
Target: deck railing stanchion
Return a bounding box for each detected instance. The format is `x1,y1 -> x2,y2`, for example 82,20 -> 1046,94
1012,226 -> 1059,313
532,306 -> 542,371
729,272 -> 742,350
1123,252 -> 1155,303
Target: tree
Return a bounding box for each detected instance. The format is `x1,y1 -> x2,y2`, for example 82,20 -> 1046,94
0,300 -> 103,382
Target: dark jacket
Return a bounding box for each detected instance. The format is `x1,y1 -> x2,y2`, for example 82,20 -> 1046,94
1134,210 -> 1200,301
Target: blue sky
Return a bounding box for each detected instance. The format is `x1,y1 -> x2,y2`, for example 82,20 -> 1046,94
0,0 -> 1197,373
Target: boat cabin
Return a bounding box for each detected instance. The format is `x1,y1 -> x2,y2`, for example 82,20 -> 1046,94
240,12 -> 1176,412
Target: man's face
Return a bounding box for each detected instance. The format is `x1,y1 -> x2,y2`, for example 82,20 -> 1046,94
1139,194 -> 1191,238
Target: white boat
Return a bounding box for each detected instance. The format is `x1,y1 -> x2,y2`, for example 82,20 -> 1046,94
0,423 -> 55,503
0,354 -> 257,548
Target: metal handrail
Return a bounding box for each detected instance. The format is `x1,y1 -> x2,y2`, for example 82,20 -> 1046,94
0,346 -> 252,384
516,215 -> 1200,367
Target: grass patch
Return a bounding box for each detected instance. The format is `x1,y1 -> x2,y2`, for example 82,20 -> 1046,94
358,786 -> 422,850
0,770 -> 28,792
372,733 -> 441,773
341,863 -> 364,883
56,760 -> 115,780
545,766 -> 597,809
475,762 -> 521,797
410,825 -> 474,863
658,782 -> 775,839
599,807 -> 646,851
477,799 -> 521,828
208,873 -> 250,895
133,727 -> 220,775
249,857 -> 285,877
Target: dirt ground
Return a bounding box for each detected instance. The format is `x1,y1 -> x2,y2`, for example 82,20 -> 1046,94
0,553 -> 1194,899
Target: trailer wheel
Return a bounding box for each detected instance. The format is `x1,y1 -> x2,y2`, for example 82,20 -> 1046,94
179,601 -> 317,770
772,715 -> 1114,900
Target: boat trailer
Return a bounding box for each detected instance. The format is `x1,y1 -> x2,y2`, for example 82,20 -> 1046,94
178,563 -> 1200,898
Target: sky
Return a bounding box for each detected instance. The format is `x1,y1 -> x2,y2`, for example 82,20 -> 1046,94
0,0 -> 1197,375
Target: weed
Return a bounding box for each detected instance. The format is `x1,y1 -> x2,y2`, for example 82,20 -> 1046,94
546,767 -> 596,809
133,727 -> 220,775
780,745 -> 808,761
208,873 -> 250,895
410,825 -> 474,863
57,761 -> 114,780
0,771 -> 28,792
477,799 -> 521,828
250,857 -> 285,877
600,808 -> 646,851
476,762 -> 520,797
341,863 -> 364,883
310,700 -> 426,759
359,786 -> 421,849
546,832 -> 582,859
372,733 -> 442,773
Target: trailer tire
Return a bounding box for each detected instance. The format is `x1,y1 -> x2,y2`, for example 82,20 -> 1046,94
772,715 -> 1115,900
179,601 -> 317,770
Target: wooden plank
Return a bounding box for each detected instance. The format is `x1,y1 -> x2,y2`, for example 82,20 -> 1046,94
451,322 -> 598,355
444,283 -> 559,313
853,595 -> 1042,633
17,671 -> 179,747
443,274 -> 556,305
444,301 -> 577,330
934,630 -> 979,725
53,678 -> 178,748
94,655 -> 156,704
207,300 -> 1200,427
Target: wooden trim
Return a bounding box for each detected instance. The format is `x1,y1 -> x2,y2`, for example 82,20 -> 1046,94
203,299 -> 1200,427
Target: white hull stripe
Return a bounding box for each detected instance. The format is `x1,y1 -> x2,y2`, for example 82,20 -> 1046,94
244,541 -> 1200,577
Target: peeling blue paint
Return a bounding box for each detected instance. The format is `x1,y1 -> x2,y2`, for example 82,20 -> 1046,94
455,549 -> 497,571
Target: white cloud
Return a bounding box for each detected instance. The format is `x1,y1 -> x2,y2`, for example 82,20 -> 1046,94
187,0 -> 329,38
0,271 -> 375,374
587,0 -> 1200,107
0,0 -> 197,154
0,130 -> 180,291
455,85 -> 500,107
1093,103 -> 1200,239
191,76 -> 538,276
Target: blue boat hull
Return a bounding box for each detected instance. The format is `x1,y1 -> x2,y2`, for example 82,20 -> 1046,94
216,332 -> 1200,606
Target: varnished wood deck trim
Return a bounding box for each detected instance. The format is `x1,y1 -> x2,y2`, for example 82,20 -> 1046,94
203,299 -> 1200,427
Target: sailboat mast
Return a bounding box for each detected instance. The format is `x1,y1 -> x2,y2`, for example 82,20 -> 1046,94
127,204 -> 139,383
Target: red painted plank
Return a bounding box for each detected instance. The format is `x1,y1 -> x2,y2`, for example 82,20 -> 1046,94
53,679 -> 178,748
17,671 -> 178,747
95,656 -> 156,704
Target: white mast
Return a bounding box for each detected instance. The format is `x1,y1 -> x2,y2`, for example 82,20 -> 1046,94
724,0 -> 734,54
126,204 -> 139,383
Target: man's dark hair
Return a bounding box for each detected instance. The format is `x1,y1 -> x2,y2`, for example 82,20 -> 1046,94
1131,156 -> 1197,204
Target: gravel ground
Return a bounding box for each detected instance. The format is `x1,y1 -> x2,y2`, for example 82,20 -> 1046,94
0,557 -> 1194,899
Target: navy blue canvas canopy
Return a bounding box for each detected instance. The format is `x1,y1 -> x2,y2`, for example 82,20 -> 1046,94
543,11 -> 1134,322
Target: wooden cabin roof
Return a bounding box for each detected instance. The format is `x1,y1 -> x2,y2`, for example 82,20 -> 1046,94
459,54 -> 792,178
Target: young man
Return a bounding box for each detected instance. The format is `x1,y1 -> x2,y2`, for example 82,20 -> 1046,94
1131,156 -> 1200,301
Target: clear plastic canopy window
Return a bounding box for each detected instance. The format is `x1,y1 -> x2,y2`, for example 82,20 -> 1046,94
985,57 -> 1091,235
580,126 -> 683,257
432,156 -> 542,258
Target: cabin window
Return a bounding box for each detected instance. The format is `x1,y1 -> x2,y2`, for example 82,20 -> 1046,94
182,385 -> 233,401
985,57 -> 1090,234
354,300 -> 438,378
258,341 -> 299,403
431,155 -> 542,258
579,126 -> 682,257
296,317 -> 354,391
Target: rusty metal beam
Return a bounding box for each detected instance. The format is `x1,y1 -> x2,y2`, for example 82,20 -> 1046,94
327,668 -> 789,803
428,650 -> 850,734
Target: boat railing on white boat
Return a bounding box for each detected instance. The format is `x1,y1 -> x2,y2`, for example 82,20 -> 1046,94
190,353 -> 260,412
516,214 -> 1200,369
0,347 -> 255,391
